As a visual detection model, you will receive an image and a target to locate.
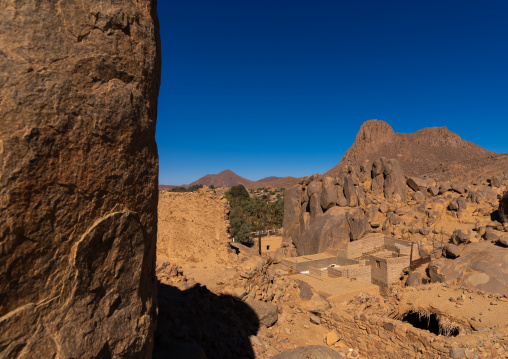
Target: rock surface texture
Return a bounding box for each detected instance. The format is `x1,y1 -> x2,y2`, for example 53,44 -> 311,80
0,1 -> 160,358
429,242 -> 508,294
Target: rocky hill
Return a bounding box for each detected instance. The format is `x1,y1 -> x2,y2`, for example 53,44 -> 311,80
160,171 -> 300,190
187,169 -> 254,188
326,119 -> 507,182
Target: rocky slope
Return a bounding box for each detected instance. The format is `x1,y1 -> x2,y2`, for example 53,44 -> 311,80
0,2 -> 160,358
326,119 -> 507,182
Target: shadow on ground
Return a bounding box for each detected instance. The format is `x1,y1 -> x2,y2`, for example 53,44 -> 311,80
153,281 -> 259,359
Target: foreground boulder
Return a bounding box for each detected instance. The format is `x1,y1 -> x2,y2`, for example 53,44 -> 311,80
405,272 -> 423,287
245,300 -> 278,328
0,2 -> 160,358
429,242 -> 508,294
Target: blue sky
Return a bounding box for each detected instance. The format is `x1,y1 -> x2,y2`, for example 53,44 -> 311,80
156,0 -> 508,185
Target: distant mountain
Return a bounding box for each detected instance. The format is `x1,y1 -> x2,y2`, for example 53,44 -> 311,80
158,184 -> 179,190
159,171 -> 300,190
256,176 -> 281,183
325,119 -> 506,181
187,169 -> 254,188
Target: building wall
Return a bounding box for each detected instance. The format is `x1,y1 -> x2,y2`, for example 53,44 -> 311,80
346,234 -> 386,258
370,255 -> 410,285
386,256 -> 410,284
328,263 -> 371,283
370,258 -> 389,285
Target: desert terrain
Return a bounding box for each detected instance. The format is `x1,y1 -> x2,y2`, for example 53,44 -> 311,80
153,121 -> 508,359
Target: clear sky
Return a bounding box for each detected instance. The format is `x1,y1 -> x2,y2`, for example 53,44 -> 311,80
156,0 -> 508,185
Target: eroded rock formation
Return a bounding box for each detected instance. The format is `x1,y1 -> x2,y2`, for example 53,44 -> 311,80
283,158 -> 407,255
326,119 -> 506,182
0,1 -> 160,357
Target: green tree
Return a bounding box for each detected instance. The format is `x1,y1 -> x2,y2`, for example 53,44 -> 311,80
227,184 -> 250,199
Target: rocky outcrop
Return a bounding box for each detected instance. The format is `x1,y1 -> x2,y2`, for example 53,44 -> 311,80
499,191 -> 508,224
0,2 -> 160,358
429,242 -> 508,294
283,158 -> 407,255
325,119 -> 500,182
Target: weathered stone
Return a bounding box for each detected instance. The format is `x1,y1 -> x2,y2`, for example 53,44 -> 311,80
344,175 -> 359,207
336,185 -> 348,207
484,228 -> 500,242
383,159 -> 407,203
326,330 -> 340,346
444,243 -> 462,258
499,191 -> 508,224
347,209 -> 369,241
245,300 -> 278,328
430,242 -> 508,294
451,229 -> 472,245
439,183 -> 452,194
359,161 -> 372,183
321,177 -> 338,210
497,236 -> 508,247
406,177 -> 430,192
451,182 -> 466,194
295,207 -> 351,255
372,158 -> 384,177
413,191 -> 426,203
405,272 -> 423,286
491,174 -> 504,188
371,174 -> 384,195
450,345 -> 466,359
428,186 -> 440,197
309,194 -> 323,222
271,345 -> 345,359
307,180 -> 323,198
310,314 -> 321,325
0,2 -> 160,358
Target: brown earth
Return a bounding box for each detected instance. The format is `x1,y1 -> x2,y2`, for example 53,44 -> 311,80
326,119 -> 508,182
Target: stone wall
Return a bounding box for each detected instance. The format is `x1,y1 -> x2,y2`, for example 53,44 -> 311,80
0,1 -> 160,358
328,264 -> 372,283
321,310 -> 508,358
371,255 -> 410,285
346,234 -> 386,259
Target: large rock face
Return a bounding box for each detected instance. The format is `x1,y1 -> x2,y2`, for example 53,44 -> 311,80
0,2 -> 160,358
429,242 -> 508,295
283,158 -> 406,255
